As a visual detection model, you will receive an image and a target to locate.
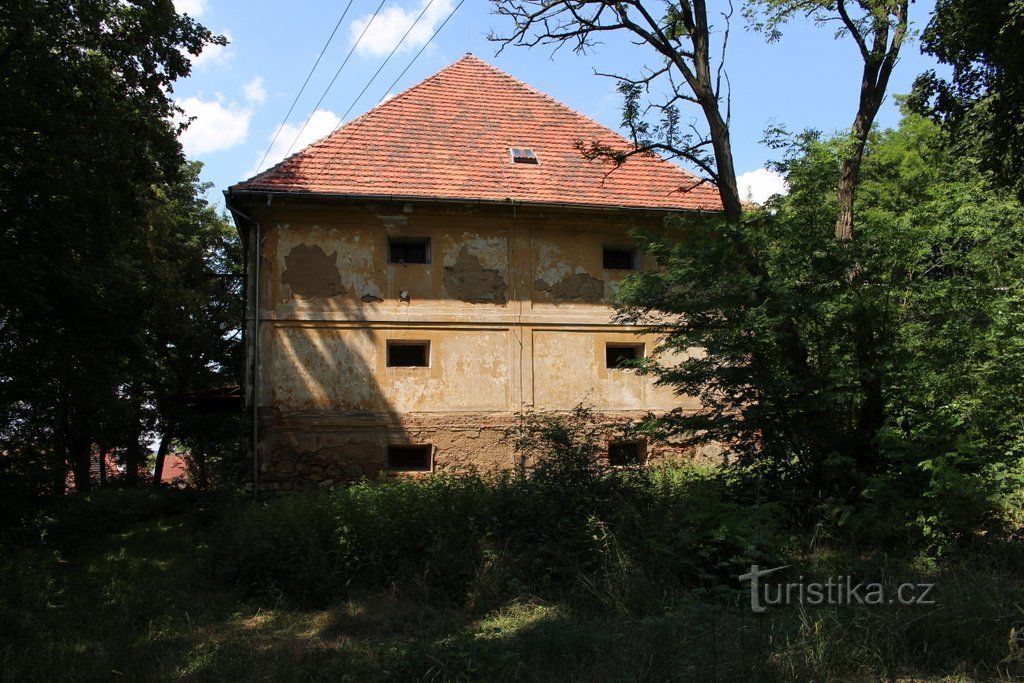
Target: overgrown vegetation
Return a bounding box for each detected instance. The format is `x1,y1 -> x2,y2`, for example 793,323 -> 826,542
615,112 -> 1024,556
212,449 -> 781,609
3,464 -> 1022,682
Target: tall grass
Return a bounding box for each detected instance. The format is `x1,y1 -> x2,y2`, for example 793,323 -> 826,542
1,481 -> 1022,680
211,465 -> 781,609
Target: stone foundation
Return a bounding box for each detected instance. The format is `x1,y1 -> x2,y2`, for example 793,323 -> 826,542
252,409 -> 716,493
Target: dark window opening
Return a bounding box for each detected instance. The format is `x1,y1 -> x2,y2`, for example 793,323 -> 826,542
603,247 -> 639,270
510,147 -> 539,164
606,343 -> 644,369
387,445 -> 432,471
608,440 -> 646,467
389,238 -> 430,264
387,341 -> 429,367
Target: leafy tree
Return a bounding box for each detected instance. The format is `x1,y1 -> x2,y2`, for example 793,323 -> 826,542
144,163 -> 243,487
490,0 -> 744,222
617,112 -> 1024,538
749,0 -> 909,240
0,1 -> 224,495
911,0 -> 1024,197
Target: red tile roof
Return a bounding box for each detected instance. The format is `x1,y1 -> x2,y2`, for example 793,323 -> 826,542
159,454 -> 190,484
233,55 -> 723,213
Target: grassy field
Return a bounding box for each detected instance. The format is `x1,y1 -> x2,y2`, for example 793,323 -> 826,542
1,490 -> 1022,682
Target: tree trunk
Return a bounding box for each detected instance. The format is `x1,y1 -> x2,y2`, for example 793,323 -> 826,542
833,0 -> 907,239
152,430 -> 172,487
98,444 -> 107,486
690,0 -> 742,223
707,106 -> 743,224
124,415 -> 144,487
69,433 -> 92,493
835,104 -> 874,240
51,451 -> 67,498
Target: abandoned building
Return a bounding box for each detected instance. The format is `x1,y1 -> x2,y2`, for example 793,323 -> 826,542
226,55 -> 723,492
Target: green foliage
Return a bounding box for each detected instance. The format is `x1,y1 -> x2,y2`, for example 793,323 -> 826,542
212,412 -> 781,608
506,404 -> 606,492
145,162 -> 244,487
616,112 -> 1024,549
912,0 -> 1024,197
2,485 -> 1023,681
0,3 -> 239,499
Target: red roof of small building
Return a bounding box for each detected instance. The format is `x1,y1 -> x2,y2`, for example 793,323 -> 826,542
233,55 -> 723,213
159,454 -> 190,484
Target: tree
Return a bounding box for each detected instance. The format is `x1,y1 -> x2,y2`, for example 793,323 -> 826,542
144,163 -> 243,487
491,1 -> 911,488
617,112 -> 1024,532
750,0 -> 908,240
0,1 -> 223,494
490,1 -> 744,223
911,0 -> 1024,197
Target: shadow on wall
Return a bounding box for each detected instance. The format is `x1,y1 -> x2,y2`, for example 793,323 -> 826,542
257,243 -> 409,493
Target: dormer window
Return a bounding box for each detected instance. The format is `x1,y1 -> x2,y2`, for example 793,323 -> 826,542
510,148 -> 539,164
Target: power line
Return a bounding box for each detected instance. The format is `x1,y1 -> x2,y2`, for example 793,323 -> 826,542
310,0 -> 466,185
377,0 -> 465,112
329,0 -> 440,133
253,0 -> 355,176
274,0 -> 388,169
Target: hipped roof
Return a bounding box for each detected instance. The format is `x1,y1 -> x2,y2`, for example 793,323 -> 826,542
232,54 -> 723,213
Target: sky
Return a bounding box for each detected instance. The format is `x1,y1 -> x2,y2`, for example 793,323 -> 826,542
170,0 -> 946,207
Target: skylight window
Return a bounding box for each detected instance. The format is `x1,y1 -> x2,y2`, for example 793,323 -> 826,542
510,148 -> 539,164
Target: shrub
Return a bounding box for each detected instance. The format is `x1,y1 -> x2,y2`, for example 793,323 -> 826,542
209,408 -> 787,607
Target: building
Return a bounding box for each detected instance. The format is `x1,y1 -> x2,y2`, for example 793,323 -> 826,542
226,55 -> 722,492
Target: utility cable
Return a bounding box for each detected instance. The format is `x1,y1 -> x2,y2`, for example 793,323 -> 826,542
309,0 -> 465,185
275,0 -> 389,168
253,0 -> 355,175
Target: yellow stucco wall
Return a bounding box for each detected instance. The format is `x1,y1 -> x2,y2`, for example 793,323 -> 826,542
245,198 -> 703,488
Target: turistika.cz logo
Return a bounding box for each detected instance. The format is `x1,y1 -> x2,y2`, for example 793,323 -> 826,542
738,564 -> 936,613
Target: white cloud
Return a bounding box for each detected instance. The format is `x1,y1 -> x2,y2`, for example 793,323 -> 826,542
349,0 -> 454,58
173,0 -> 207,17
737,168 -> 789,205
192,30 -> 233,68
177,96 -> 252,157
247,109 -> 342,177
244,77 -> 267,105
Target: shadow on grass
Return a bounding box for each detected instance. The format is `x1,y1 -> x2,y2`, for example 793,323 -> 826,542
2,500 -> 1023,682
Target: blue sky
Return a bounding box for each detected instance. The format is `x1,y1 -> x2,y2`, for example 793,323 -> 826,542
171,0 -> 944,206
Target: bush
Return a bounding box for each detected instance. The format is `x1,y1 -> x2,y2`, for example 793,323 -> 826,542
210,406 -> 785,608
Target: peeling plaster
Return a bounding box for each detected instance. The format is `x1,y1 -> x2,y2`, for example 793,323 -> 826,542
443,246 -> 508,304
534,241 -> 573,284
534,272 -> 605,302
281,244 -> 345,299
337,238 -> 383,300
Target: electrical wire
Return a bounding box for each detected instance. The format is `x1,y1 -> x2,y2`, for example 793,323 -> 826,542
317,0 -> 440,143
309,0 -> 466,185
274,0 -> 389,169
253,0 -> 355,176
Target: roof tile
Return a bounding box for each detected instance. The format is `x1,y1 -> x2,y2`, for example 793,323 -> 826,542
233,55 -> 723,213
